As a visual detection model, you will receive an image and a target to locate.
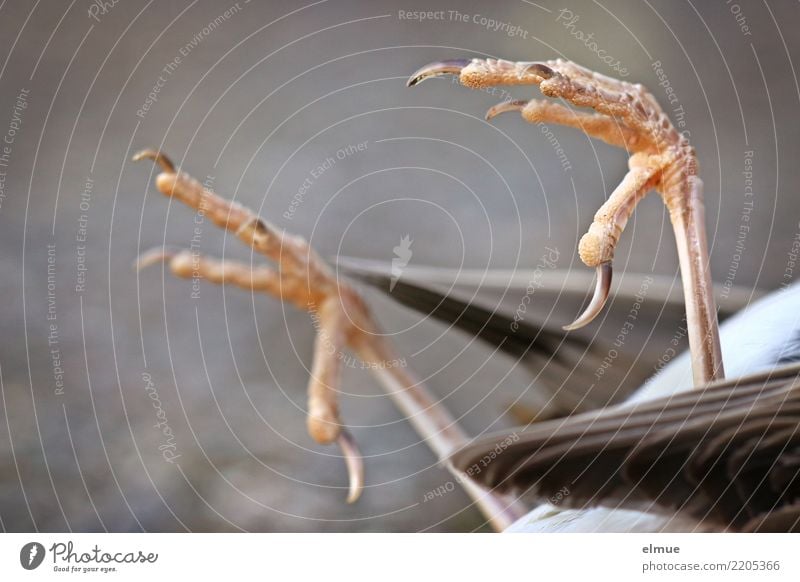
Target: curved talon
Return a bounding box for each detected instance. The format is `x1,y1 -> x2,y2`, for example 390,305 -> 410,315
485,99 -> 528,121
522,62 -> 555,80
407,59 -> 470,87
563,262 -> 612,330
132,149 -> 175,173
134,246 -> 180,271
337,430 -> 364,503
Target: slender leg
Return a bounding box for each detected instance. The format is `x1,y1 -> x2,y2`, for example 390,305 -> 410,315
667,176 -> 724,383
357,339 -> 528,529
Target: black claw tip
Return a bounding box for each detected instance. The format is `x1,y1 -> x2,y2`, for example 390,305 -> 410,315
523,63 -> 555,80
407,59 -> 471,87
485,99 -> 528,121
132,149 -> 175,173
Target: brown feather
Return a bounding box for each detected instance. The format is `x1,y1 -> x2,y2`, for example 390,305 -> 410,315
449,362 -> 800,531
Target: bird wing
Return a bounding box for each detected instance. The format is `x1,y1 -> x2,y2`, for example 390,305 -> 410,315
337,257 -> 651,414
448,362 -> 800,531
337,257 -> 756,414
336,258 -> 755,319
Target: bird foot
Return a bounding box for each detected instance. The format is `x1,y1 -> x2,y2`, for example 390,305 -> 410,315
133,149 -> 378,503
409,57 -> 722,384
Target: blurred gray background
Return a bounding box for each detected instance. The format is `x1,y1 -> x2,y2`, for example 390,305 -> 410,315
0,0 -> 798,532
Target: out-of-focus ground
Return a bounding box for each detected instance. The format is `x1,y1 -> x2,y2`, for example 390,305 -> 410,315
0,0 -> 798,531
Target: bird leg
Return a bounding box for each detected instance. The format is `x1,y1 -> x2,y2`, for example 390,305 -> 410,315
134,149 -> 367,501
133,150 -> 528,526
408,57 -> 724,384
665,172 -> 724,383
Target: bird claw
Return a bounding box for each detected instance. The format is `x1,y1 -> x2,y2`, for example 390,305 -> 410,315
407,59 -> 471,86
520,62 -> 556,79
131,148 -> 175,173
133,246 -> 179,271
411,57 -> 691,336
134,150 -> 379,503
408,58 -> 557,90
337,430 -> 364,503
485,99 -> 527,121
412,54 -> 723,382
563,263 -> 613,330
